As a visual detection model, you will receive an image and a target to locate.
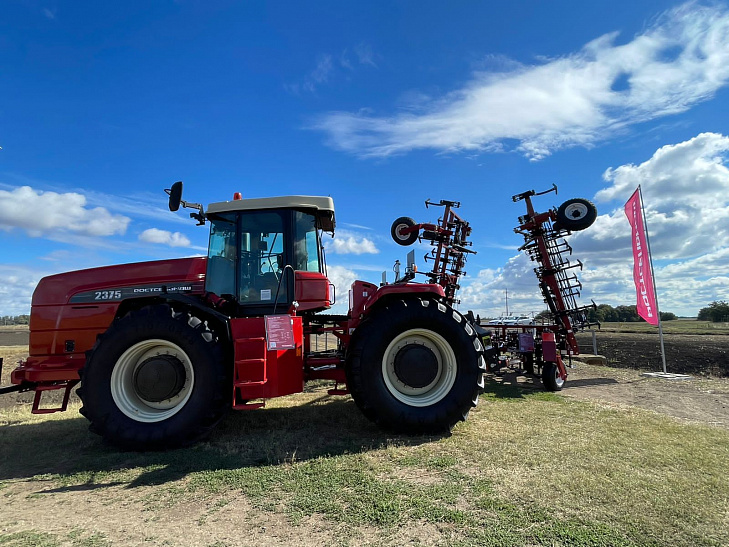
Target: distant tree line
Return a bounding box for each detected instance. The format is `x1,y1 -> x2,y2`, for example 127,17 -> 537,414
533,306 -> 677,323
586,304 -> 677,323
1,315 -> 30,325
697,301 -> 729,323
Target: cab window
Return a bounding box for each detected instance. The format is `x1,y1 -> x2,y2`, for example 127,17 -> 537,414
294,211 -> 321,273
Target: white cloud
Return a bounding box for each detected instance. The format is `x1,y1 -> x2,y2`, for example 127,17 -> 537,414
287,44 -> 377,95
308,55 -> 334,90
139,228 -> 191,247
460,132 -> 729,317
578,132 -> 729,262
0,265 -> 44,316
286,54 -> 334,95
458,255 -> 548,318
340,222 -> 373,231
312,3 -> 729,159
325,230 -> 379,255
568,132 -> 729,315
354,43 -> 377,67
0,186 -> 130,237
325,264 -> 359,314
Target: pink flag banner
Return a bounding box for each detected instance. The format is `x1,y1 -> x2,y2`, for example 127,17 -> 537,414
625,189 -> 658,326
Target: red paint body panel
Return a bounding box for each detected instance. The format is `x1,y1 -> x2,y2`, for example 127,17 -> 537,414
348,280 -> 445,329
230,316 -> 304,401
12,257 -> 208,386
541,332 -> 558,362
32,257 -> 206,306
294,271 -> 331,312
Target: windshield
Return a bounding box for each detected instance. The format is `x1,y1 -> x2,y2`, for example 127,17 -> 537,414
239,211 -> 287,305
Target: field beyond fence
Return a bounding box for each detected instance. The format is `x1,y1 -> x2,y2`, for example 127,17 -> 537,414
595,319 -> 729,335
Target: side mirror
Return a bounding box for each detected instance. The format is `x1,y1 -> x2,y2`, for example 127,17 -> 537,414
164,181 -> 206,225
167,181 -> 183,212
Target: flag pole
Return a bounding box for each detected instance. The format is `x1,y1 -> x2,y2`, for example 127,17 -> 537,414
638,185 -> 667,373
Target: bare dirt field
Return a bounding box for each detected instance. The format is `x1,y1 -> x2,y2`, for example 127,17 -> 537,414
492,362 -> 729,429
575,331 -> 729,378
0,328 -> 29,347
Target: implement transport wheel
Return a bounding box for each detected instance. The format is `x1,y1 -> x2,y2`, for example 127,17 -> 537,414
554,198 -> 597,232
391,216 -> 418,246
346,298 -> 486,434
541,362 -> 565,391
78,305 -> 229,450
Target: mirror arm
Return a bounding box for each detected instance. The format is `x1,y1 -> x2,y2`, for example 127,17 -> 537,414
181,201 -> 206,225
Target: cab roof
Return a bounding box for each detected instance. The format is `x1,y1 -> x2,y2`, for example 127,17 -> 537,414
206,195 -> 336,232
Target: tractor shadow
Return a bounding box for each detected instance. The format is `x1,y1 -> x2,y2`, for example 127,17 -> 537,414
565,377 -> 620,388
0,391 -> 440,489
483,367 -> 618,399
484,367 -> 545,399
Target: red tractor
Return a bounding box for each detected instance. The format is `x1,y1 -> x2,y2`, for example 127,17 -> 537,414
4,183 -> 486,450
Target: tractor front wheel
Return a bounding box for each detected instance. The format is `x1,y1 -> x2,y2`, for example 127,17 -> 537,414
346,298 -> 485,433
78,305 -> 229,450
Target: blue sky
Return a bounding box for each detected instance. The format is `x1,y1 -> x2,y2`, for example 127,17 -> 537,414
1,1 -> 728,317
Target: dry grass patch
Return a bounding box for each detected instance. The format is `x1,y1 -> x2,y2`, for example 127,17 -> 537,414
0,346 -> 28,382
1,369 -> 727,546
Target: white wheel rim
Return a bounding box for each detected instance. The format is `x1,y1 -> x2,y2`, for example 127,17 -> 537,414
564,202 -> 588,220
394,223 -> 411,241
554,366 -> 565,388
111,339 -> 194,423
382,328 -> 457,407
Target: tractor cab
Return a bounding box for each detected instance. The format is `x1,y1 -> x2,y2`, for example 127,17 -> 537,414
168,182 -> 335,316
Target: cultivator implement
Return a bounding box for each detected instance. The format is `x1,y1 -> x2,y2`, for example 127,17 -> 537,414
484,186 -> 598,391
391,199 -> 475,305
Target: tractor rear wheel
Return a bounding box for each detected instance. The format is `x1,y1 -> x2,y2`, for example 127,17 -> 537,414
346,298 -> 485,434
541,362 -> 565,391
78,305 -> 229,450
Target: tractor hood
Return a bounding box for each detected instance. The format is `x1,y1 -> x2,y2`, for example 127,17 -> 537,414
32,257 -> 208,306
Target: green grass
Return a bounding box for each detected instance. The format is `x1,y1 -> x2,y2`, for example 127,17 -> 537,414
597,319 -> 729,335
0,531 -> 59,547
0,530 -> 110,547
1,379 -> 727,546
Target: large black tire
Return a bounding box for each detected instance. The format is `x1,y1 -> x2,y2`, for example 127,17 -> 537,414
78,305 -> 229,450
346,298 -> 486,434
391,217 -> 418,246
541,362 -> 565,391
554,198 -> 597,232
